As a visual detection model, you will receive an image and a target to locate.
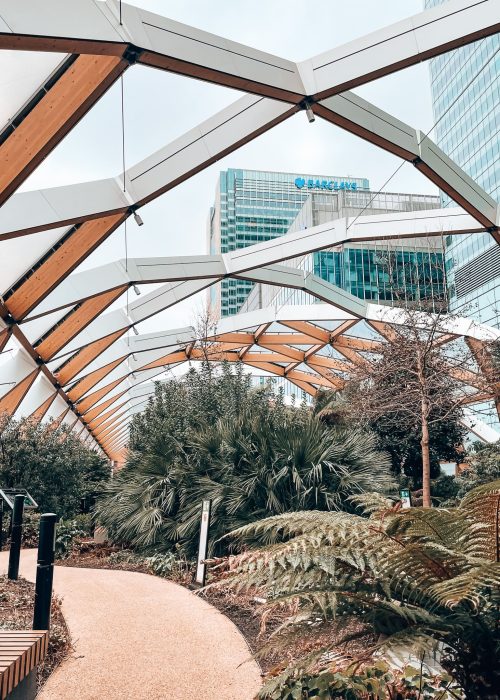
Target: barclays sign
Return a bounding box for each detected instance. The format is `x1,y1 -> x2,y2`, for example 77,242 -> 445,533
295,177 -> 358,191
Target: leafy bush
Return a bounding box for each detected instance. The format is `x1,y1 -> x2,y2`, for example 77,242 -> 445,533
21,511 -> 41,548
55,515 -> 92,559
143,552 -> 192,580
0,415 -> 110,518
260,661 -> 462,699
95,364 -> 394,556
217,481 -> 500,699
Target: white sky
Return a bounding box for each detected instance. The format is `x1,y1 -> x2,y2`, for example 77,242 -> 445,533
18,0 -> 438,333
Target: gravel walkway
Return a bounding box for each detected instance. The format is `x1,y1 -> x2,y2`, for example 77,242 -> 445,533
0,549 -> 262,700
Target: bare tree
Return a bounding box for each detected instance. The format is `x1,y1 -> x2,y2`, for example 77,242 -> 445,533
343,307 -> 492,507
186,301 -> 224,373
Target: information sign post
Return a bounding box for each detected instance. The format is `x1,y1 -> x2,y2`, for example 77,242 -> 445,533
400,489 -> 412,509
195,500 -> 211,587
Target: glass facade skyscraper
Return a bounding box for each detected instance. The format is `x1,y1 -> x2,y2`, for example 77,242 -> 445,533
425,0 -> 500,326
241,188 -> 445,314
207,168 -> 369,317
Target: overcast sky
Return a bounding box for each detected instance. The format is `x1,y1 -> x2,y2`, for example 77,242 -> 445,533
21,0 -> 437,333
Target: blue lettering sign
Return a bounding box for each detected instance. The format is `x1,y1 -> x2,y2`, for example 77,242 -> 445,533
294,177 -> 358,191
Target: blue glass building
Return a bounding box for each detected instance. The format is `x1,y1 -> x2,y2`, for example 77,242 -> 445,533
425,0 -> 500,325
207,168 -> 369,317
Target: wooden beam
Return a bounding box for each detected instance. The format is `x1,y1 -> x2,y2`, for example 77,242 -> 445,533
333,345 -> 372,369
243,352 -> 297,364
287,369 -> 332,388
140,350 -> 188,372
258,343 -> 305,362
99,419 -> 131,443
0,54 -> 128,207
87,398 -> 130,430
5,212 -> 127,320
213,332 -> 254,344
238,322 -> 270,360
55,328 -> 127,385
28,391 -> 58,422
36,286 -> 128,361
304,363 -> 345,389
333,336 -> 383,352
287,377 -> 317,397
280,321 -> 330,342
306,354 -> 351,372
81,388 -> 128,422
67,356 -> 126,402
368,320 -> 399,342
0,368 -> 39,415
0,329 -> 11,353
76,376 -> 128,414
330,319 -> 358,339
93,409 -> 129,438
465,337 -> 500,418
460,391 -> 493,405
259,333 -> 319,345
244,360 -> 285,376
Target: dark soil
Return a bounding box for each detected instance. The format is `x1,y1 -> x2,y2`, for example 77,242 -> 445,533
202,585 -> 375,674
0,574 -> 71,691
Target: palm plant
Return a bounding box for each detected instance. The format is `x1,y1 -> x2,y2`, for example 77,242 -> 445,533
95,366 -> 394,556
217,480 -> 500,698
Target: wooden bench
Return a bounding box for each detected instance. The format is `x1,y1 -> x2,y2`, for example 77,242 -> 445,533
0,631 -> 48,700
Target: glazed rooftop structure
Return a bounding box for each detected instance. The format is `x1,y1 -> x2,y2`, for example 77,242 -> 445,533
0,0 -> 499,462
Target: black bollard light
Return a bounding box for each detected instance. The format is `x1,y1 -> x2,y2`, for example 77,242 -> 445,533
33,513 -> 57,631
7,494 -> 25,580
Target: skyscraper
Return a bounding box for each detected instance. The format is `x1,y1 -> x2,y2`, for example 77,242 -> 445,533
241,188 -> 445,314
207,168 -> 369,317
425,0 -> 500,325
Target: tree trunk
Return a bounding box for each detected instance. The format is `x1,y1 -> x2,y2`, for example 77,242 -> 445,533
421,399 -> 431,508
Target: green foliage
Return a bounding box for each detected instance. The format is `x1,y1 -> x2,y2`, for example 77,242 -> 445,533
371,406 -> 465,485
259,661 -> 462,699
217,481 -> 500,699
314,388 -> 465,485
0,415 -> 110,518
55,514 -> 92,559
20,511 -> 41,548
454,442 -> 500,499
96,363 -> 394,556
106,549 -> 192,579
143,552 -> 191,579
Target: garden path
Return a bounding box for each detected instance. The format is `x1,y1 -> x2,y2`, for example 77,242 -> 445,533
0,549 -> 262,700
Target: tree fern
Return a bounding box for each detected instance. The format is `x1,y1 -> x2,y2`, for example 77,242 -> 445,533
213,481 -> 500,698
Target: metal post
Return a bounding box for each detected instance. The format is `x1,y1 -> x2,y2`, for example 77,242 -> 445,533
7,494 -> 24,580
33,513 -> 57,631
195,499 -> 211,587
0,499 -> 3,551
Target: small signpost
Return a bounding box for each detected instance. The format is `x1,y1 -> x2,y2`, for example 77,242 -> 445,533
195,499 -> 211,587
0,488 -> 38,510
400,488 -> 412,509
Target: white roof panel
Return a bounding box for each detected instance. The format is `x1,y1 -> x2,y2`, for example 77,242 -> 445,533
0,50 -> 67,130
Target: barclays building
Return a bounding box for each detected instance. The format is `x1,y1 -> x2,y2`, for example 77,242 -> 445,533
207,168 -> 369,317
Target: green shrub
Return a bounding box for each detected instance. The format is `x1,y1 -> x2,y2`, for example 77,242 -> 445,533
55,517 -> 92,559
259,662 -> 463,699
219,482 -> 500,699
143,552 -> 192,579
95,364 -> 394,556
